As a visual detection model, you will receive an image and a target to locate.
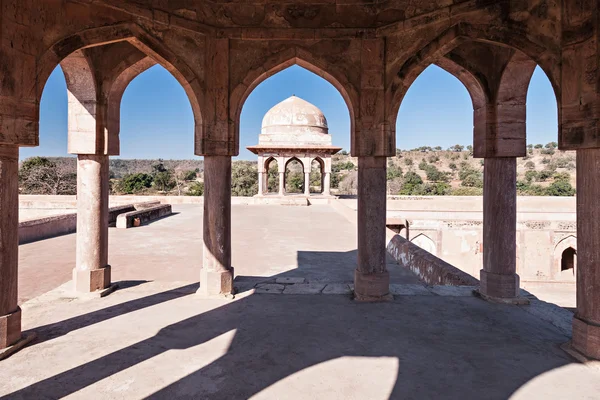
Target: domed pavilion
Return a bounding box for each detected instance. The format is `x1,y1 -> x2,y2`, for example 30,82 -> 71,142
247,96 -> 341,197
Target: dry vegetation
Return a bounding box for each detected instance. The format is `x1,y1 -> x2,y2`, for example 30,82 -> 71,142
18,142 -> 575,197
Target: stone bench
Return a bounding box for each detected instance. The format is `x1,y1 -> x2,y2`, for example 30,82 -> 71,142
115,204 -> 173,229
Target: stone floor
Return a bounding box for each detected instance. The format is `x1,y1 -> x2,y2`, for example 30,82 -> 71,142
6,203 -> 598,399
1,281 -> 599,399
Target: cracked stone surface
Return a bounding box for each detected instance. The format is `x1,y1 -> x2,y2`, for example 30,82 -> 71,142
282,283 -> 326,295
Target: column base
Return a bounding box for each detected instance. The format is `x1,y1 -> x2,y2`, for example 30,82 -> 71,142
473,289 -> 530,305
479,269 -> 520,299
198,268 -> 234,298
0,307 -> 23,349
353,269 -> 392,302
571,316 -> 600,360
73,266 -> 112,294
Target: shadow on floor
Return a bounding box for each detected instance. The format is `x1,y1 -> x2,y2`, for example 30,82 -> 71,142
4,248 -> 577,399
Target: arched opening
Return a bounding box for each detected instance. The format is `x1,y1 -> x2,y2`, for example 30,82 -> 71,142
239,64 -> 349,196
518,67 -> 570,197
394,64 -> 476,196
284,157 -> 304,195
115,64 -> 197,196
411,234 -> 437,256
561,247 -> 576,278
265,157 -> 279,194
310,158 -> 324,194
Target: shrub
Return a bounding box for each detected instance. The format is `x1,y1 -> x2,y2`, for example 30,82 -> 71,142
537,170 -> 553,181
461,172 -> 483,188
387,164 -> 403,180
187,181 -> 204,196
540,148 -> 555,155
427,155 -> 439,163
418,160 -> 428,170
118,173 -> 153,194
332,161 -> 355,172
449,163 -> 457,171
423,165 -> 449,182
534,144 -> 543,149
524,161 -> 535,170
403,158 -> 414,166
545,180 -> 575,196
524,170 -> 538,183
450,187 -> 483,196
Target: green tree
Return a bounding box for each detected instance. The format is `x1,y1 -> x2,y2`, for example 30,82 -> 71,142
461,172 -> 483,188
187,181 -> 204,196
152,160 -> 174,192
117,173 -> 153,194
231,161 -> 259,196
19,157 -> 77,195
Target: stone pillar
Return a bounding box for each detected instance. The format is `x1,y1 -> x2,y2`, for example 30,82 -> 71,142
258,172 -> 264,196
479,157 -> 521,302
73,155 -> 111,293
199,156 -> 233,297
0,145 -> 22,349
355,156 -> 390,301
304,172 -> 310,196
572,149 -> 600,359
324,172 -> 331,196
279,172 -> 285,196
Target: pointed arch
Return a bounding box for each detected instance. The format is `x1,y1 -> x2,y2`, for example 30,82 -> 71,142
553,235 -> 577,280
35,23 -> 204,151
231,49 -> 357,153
106,57 -> 157,155
389,22 -> 561,124
411,233 -> 437,256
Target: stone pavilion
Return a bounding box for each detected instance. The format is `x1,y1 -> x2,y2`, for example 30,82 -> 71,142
247,96 -> 341,197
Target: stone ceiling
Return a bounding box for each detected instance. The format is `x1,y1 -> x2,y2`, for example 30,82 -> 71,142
86,0 -> 473,30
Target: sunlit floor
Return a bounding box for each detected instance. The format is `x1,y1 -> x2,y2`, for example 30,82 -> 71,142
6,204 -> 598,399
2,281 -> 599,399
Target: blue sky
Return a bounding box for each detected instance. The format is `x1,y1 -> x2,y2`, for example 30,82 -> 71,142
22,63 -> 558,160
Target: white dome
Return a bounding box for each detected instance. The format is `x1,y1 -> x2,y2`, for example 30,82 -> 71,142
258,96 -> 331,146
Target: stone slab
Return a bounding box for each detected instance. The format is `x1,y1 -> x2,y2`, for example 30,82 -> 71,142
390,284 -> 433,296
255,284 -> 285,294
275,277 -> 305,284
282,283 -> 326,295
322,283 -> 352,295
430,286 -> 478,297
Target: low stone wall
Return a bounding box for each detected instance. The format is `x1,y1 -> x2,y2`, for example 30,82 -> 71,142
19,213 -> 77,244
116,204 -> 173,229
387,234 -> 479,286
19,201 -> 164,244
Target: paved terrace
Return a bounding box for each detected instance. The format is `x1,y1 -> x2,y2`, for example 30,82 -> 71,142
3,204 -> 599,398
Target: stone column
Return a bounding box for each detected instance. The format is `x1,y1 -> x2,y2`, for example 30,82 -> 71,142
0,145 -> 22,349
479,157 -> 521,302
257,171 -> 264,196
199,156 -> 233,296
355,156 -> 390,301
304,172 -> 310,196
73,154 -> 111,293
324,172 -> 331,196
279,172 -> 285,196
572,149 -> 600,359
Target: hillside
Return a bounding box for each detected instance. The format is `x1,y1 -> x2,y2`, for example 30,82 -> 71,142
18,143 -> 575,197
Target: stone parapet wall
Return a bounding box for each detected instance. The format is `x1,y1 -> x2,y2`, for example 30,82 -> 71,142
387,234 -> 479,286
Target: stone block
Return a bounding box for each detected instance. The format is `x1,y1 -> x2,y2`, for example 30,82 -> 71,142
322,283 -> 352,295
0,308 -> 22,349
255,283 -> 285,294
275,277 -> 305,284
282,283 -> 326,295
572,317 -> 600,360
198,269 -> 234,296
73,266 -> 111,293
